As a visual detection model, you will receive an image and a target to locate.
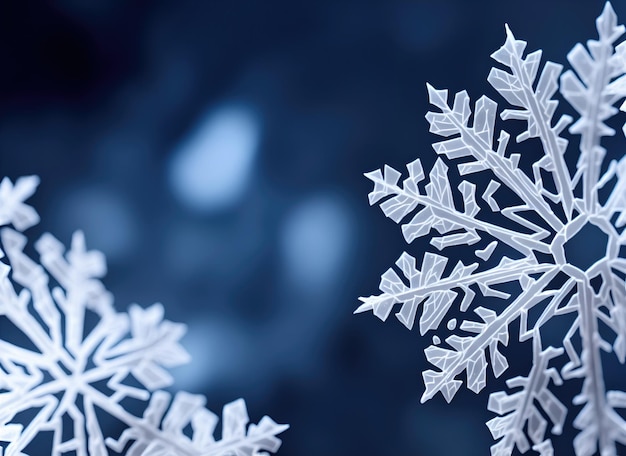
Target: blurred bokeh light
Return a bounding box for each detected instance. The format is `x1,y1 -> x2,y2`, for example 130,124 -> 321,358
168,104 -> 259,213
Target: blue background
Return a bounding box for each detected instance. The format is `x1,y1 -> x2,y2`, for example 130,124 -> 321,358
0,1 -> 623,454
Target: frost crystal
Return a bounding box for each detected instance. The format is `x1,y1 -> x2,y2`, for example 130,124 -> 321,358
0,176 -> 288,454
359,3 -> 626,455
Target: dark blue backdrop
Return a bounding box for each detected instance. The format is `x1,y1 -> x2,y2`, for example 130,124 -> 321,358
0,1 -> 622,454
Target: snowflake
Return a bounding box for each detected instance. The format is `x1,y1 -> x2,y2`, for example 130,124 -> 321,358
358,3 -> 626,455
0,175 -> 288,455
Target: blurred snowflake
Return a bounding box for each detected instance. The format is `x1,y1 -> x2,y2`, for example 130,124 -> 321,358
0,175 -> 287,455
359,3 -> 626,455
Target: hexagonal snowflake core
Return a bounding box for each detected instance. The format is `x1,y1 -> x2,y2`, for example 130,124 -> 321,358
563,220 -> 611,271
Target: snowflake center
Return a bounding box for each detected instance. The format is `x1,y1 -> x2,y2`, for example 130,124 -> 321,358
563,221 -> 610,271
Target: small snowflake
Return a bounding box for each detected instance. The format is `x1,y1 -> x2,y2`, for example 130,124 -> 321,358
0,176 -> 288,455
359,3 -> 626,455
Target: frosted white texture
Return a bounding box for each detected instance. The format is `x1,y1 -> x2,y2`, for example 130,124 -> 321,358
0,177 -> 288,455
359,3 -> 626,455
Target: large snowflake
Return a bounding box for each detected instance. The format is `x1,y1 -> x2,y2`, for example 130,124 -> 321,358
358,3 -> 626,455
0,175 -> 288,455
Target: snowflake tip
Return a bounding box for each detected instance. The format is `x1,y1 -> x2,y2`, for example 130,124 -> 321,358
354,297 -> 373,314
597,2 -> 622,41
491,24 -> 527,67
0,175 -> 40,232
426,83 -> 449,110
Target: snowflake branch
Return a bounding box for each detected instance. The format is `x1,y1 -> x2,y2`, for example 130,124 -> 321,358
489,26 -> 575,219
487,334 -> 566,456
561,2 -> 626,212
365,159 -> 552,256
0,176 -> 40,232
600,156 -> 626,227
358,254 -> 553,335
568,279 -> 626,456
102,390 -> 289,456
426,85 -> 565,231
421,267 -> 559,403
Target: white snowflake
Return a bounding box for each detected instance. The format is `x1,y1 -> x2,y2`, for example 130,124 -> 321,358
358,3 -> 626,455
0,175 -> 288,455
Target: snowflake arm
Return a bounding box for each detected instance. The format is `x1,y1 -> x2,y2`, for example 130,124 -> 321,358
560,2 -> 626,211
487,335 -> 566,456
357,253 -> 553,334
420,267 -> 559,403
91,303 -> 190,390
426,84 -> 566,232
487,26 -> 575,219
364,157 -> 552,256
0,176 -> 39,232
106,392 -> 289,456
563,279 -> 626,456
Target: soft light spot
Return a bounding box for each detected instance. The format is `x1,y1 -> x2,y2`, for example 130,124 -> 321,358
168,104 -> 259,213
172,318 -> 248,390
55,187 -> 137,263
280,195 -> 352,291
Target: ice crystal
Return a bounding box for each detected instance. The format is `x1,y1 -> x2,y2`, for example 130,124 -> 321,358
358,3 -> 626,455
0,175 -> 288,455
